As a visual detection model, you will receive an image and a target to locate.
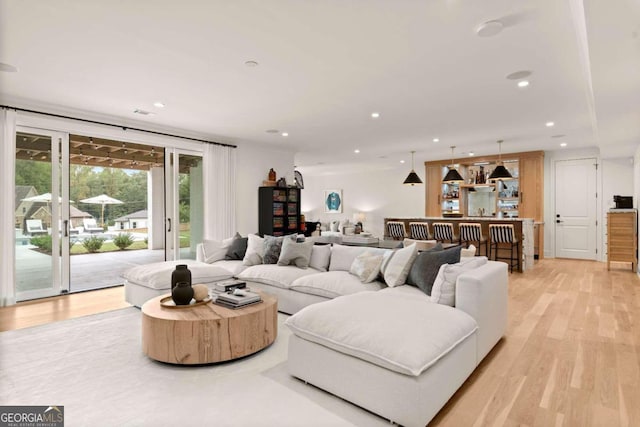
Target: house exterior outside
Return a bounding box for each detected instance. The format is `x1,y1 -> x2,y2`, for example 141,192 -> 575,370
114,209 -> 148,230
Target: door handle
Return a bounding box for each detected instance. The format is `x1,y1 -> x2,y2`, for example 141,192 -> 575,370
556,220 -> 563,223
64,219 -> 69,237
167,218 -> 172,232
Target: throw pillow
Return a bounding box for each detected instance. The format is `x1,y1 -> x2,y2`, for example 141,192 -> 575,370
243,234 -> 265,266
202,233 -> 239,264
278,239 -> 314,268
263,234 -> 297,264
309,244 -> 331,271
431,256 -> 488,306
350,253 -> 384,283
406,246 -> 462,295
225,236 -> 248,260
461,244 -> 476,258
330,221 -> 340,232
383,244 -> 418,287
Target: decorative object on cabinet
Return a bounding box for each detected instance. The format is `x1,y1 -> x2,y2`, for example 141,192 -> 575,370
443,146 -> 464,183
268,168 -> 276,181
324,189 -> 343,213
488,140 -> 513,180
259,187 -> 302,236
276,177 -> 287,187
403,151 -> 423,185
294,169 -> 304,189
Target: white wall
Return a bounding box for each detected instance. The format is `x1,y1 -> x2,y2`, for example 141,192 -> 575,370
235,143 -> 295,236
601,157 -> 634,262
298,165 -> 425,237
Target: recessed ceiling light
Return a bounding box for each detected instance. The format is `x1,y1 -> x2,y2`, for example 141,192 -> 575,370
469,152 -> 475,156
506,70 -> 532,80
371,112 -> 380,118
153,102 -> 165,108
266,129 -> 279,133
517,80 -> 530,88
0,62 -> 18,72
476,20 -> 504,37
546,121 -> 555,127
354,149 -> 360,154
433,138 -> 439,143
281,132 -> 289,137
400,160 -> 405,164
560,142 -> 567,147
244,60 -> 259,67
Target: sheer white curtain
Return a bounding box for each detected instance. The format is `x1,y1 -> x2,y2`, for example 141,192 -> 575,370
203,144 -> 236,241
0,108 -> 17,306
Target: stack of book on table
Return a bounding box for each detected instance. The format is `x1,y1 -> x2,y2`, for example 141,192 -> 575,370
212,280 -> 247,293
214,289 -> 262,309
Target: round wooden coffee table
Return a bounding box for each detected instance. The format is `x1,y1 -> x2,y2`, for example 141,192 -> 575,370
141,291 -> 277,364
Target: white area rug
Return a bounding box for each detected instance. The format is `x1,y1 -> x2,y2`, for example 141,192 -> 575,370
0,308 -> 389,427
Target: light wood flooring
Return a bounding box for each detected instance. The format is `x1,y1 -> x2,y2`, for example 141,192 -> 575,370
0,286 -> 129,332
1,259 -> 638,426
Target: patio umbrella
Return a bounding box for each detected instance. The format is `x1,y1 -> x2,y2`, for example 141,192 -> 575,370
21,192 -> 74,204
80,194 -> 124,227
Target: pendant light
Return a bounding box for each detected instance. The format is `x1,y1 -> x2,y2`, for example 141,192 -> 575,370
403,151 -> 423,185
443,146 -> 464,182
488,140 -> 513,180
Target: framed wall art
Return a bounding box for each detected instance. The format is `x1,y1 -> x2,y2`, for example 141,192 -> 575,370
324,189 -> 343,213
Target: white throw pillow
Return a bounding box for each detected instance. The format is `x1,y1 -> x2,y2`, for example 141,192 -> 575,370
202,234 -> 238,264
277,239 -> 314,268
330,220 -> 340,232
309,244 -> 331,272
350,253 -> 384,283
431,256 -> 488,306
383,244 -> 418,287
329,244 -> 388,272
243,234 -> 264,266
461,244 -> 476,258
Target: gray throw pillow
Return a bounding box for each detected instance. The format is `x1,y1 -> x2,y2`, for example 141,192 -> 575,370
406,245 -> 461,295
263,234 -> 297,264
277,239 -> 314,268
225,237 -> 248,260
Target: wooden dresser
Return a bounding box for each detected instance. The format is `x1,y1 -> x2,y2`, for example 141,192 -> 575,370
607,209 -> 638,271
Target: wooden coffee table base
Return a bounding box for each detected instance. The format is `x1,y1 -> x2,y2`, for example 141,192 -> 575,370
141,292 -> 277,364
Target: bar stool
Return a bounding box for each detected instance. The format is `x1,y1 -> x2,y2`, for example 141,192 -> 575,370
459,223 -> 488,256
386,221 -> 407,240
409,222 -> 431,240
489,224 -> 520,272
432,222 -> 457,243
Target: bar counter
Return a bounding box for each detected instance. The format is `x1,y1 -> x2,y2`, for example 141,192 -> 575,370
384,217 -> 536,271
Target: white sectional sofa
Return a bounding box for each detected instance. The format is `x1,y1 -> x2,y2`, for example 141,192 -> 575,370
286,259 -> 508,427
123,235 -> 508,426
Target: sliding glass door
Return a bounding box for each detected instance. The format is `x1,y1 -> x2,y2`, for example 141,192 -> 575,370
165,149 -> 204,261
15,128 -> 69,301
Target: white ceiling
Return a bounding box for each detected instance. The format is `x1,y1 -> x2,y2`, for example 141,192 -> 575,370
1,0 -> 639,170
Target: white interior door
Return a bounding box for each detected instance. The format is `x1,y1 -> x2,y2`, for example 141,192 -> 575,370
555,158 -> 597,259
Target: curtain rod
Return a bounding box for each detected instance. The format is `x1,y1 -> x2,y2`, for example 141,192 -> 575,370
1,104 -> 237,148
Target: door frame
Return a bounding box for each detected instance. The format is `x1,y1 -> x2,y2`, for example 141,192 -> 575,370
164,147 -> 204,261
15,126 -> 70,301
547,152 -> 602,260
